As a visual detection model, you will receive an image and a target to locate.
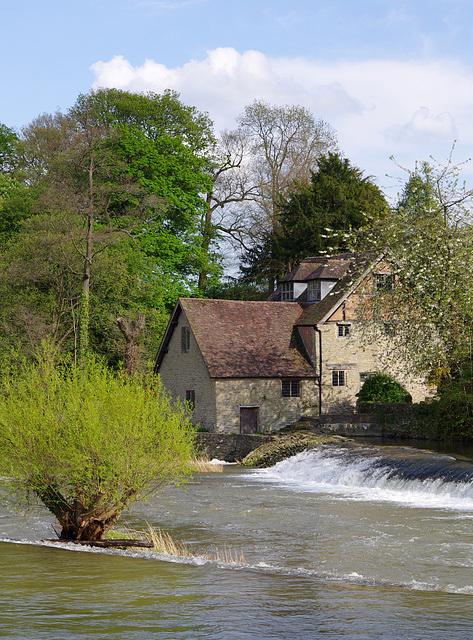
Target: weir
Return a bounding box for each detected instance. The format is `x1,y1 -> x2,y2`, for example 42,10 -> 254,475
255,444 -> 473,509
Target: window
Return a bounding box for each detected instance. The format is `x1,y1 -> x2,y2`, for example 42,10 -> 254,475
332,370 -> 346,387
281,379 -> 301,397
337,324 -> 350,337
359,372 -> 373,382
185,389 -> 195,410
281,282 -> 294,301
308,280 -> 321,302
181,326 -> 191,352
375,273 -> 394,291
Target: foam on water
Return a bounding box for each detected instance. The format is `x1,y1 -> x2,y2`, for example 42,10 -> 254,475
250,447 -> 473,511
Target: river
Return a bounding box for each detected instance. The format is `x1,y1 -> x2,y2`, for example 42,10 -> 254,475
1,441 -> 473,639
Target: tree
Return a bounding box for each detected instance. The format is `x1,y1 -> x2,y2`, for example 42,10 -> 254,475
240,153 -> 386,291
277,153 -> 387,271
238,100 -> 338,234
0,123 -> 18,174
0,212 -> 170,367
117,314 -> 146,376
197,128 -> 259,291
236,100 -> 338,289
0,353 -> 195,541
359,154 -> 473,380
1,89 -> 216,364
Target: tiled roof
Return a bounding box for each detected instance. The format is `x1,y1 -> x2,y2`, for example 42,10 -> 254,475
279,255 -> 352,282
180,298 -> 317,378
296,251 -> 381,326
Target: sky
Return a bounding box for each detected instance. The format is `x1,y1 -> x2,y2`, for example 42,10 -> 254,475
3,0 -> 473,198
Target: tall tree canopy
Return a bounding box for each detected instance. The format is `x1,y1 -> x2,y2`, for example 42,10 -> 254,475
234,102 -> 339,291
0,123 -> 17,174
277,153 -> 387,270
0,89 -> 216,366
240,152 -> 387,290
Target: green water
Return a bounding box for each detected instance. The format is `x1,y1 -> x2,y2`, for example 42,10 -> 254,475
2,446 -> 473,639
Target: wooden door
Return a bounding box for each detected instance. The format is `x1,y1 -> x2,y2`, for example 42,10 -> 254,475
240,407 -> 258,434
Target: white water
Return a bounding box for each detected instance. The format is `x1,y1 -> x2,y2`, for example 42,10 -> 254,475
251,447 -> 473,511
2,444 -> 473,638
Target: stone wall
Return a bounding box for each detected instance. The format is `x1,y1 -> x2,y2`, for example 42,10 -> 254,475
158,311 -> 217,430
215,377 -> 319,434
195,432 -> 270,462
320,402 -> 426,438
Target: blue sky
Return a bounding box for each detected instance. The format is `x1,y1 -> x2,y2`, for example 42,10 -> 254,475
3,0 -> 473,195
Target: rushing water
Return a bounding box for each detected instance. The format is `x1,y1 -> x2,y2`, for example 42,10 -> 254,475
2,443 -> 473,639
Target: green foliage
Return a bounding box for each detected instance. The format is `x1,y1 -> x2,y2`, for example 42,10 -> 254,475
358,374 -> 412,404
0,351 -> 195,540
0,123 -> 18,173
205,276 -> 267,301
416,376 -> 473,440
360,154 -> 473,379
0,213 -> 173,365
277,153 -> 387,266
0,89 -> 221,365
240,152 -> 386,289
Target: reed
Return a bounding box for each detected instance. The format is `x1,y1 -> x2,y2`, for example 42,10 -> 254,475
145,523 -> 244,563
188,456 -> 224,473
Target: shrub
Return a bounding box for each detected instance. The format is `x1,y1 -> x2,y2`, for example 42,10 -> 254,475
358,373 -> 412,404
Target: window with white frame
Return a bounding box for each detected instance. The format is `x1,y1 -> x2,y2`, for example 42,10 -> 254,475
337,324 -> 350,337
307,280 -> 321,301
280,282 -> 294,301
332,370 -> 346,387
281,379 -> 301,397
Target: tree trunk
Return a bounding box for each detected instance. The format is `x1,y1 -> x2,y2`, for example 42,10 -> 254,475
78,150 -> 95,361
198,193 -> 214,292
117,314 -> 146,376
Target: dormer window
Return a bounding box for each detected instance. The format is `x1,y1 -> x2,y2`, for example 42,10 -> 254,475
281,282 -> 294,301
308,280 -> 321,302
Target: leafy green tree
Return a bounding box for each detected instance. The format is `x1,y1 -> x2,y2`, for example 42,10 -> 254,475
0,123 -> 18,173
1,89 -> 217,364
278,153 -> 387,268
0,353 -> 195,541
0,212 -> 170,366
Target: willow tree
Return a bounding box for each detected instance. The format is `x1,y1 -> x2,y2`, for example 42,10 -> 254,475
0,354 -> 195,541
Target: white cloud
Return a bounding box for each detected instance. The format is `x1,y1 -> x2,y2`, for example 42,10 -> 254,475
389,106 -> 456,141
90,47 -> 473,188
